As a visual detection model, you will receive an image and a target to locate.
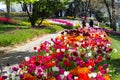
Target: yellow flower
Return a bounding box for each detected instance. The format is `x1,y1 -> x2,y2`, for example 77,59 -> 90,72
76,36 -> 84,41
75,23 -> 81,27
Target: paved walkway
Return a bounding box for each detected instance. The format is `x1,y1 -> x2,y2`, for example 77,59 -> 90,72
0,32 -> 61,67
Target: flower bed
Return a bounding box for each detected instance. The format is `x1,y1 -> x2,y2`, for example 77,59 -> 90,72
97,27 -> 120,35
0,17 -> 17,24
0,27 -> 112,80
50,19 -> 73,27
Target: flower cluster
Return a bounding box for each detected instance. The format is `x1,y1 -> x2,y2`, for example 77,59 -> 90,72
97,27 -> 120,35
66,16 -> 74,19
50,19 -> 73,26
0,17 -> 17,24
0,27 -> 112,80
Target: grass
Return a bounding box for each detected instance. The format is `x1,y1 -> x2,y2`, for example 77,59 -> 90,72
0,23 -> 30,33
99,23 -> 120,32
99,23 -> 120,79
110,34 -> 120,80
0,23 -> 69,46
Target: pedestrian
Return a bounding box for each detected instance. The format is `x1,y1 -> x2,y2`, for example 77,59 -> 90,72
82,20 -> 86,27
89,19 -> 93,27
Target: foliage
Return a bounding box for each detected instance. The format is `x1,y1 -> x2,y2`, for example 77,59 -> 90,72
95,11 -> 109,23
103,0 -> 116,31
19,0 -> 66,27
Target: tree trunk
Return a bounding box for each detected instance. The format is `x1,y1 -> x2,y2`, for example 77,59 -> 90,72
24,3 -> 35,27
111,0 -> 116,31
38,18 -> 44,26
29,3 -> 32,12
103,0 -> 113,28
74,0 -> 79,19
23,3 -> 27,12
5,0 -> 11,18
86,0 -> 90,17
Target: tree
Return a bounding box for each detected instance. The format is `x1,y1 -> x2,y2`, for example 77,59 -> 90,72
111,0 -> 116,31
80,0 -> 90,18
21,0 -> 65,27
74,0 -> 80,18
5,0 -> 11,18
0,0 -> 17,18
103,0 -> 117,31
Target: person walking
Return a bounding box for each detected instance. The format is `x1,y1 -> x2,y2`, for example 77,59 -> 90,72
82,20 -> 86,27
89,19 -> 94,27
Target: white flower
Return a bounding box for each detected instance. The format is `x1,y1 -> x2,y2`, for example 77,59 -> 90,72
64,71 -> 69,76
88,66 -> 92,69
76,42 -> 80,45
64,36 -> 67,40
82,42 -> 85,44
56,49 -> 60,53
67,44 -> 69,48
60,75 -> 65,79
24,56 -> 30,61
52,66 -> 59,71
46,53 -> 49,56
61,48 -> 65,52
88,52 -> 92,57
107,44 -> 111,46
74,76 -> 79,79
101,35 -> 104,38
88,73 -> 97,78
3,66 -> 12,74
64,32 -> 67,35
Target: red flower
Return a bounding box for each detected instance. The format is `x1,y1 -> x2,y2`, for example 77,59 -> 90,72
88,59 -> 95,67
72,51 -> 78,56
33,47 -> 37,50
97,56 -> 103,62
98,66 -> 103,71
46,61 -> 55,68
0,78 -> 4,80
106,48 -> 112,53
64,60 -> 72,67
78,73 -> 89,80
38,55 -> 42,59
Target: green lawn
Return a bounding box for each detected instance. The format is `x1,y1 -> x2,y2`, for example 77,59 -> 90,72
0,23 -> 67,46
110,34 -> 120,80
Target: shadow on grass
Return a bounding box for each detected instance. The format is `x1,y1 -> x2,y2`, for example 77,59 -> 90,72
111,59 -> 120,74
110,34 -> 120,41
0,51 -> 38,67
0,25 -> 30,34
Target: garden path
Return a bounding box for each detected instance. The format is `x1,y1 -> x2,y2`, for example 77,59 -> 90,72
0,19 -> 99,67
0,32 -> 61,67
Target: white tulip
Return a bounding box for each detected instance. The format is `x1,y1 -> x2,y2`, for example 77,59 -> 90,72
24,57 -> 30,61
88,52 -> 92,57
64,71 -> 69,76
52,66 -> 59,71
56,49 -> 60,53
